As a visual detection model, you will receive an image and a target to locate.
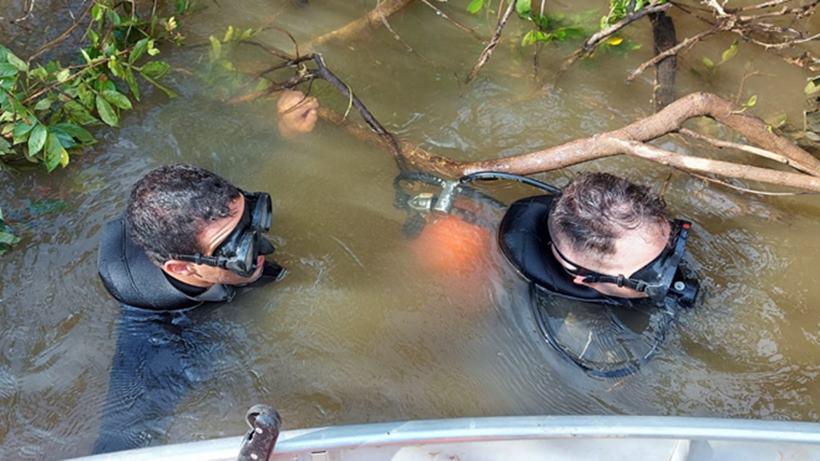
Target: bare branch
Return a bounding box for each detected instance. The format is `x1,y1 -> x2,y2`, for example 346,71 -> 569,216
628,28 -> 717,81
306,0 -> 414,49
465,0 -> 517,83
12,0 -> 36,23
419,0 -> 486,41
678,128 -> 817,175
27,1 -> 93,62
564,2 -> 671,69
604,137 -> 820,192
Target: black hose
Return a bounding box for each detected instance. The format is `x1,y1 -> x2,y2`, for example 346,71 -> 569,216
530,284 -> 681,379
459,171 -> 562,195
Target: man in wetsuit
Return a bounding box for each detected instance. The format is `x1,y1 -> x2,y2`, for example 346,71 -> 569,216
93,90 -> 319,453
499,172 -> 697,306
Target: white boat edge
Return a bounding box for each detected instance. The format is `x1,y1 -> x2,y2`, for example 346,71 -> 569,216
69,415 -> 820,461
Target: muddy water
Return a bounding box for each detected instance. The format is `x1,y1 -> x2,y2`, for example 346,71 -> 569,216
1,0 -> 819,458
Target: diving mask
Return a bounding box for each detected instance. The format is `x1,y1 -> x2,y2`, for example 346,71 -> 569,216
551,220 -> 700,307
172,191 -> 276,277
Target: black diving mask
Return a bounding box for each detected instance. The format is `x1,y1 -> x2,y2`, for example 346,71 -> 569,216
172,191 -> 276,277
552,220 -> 700,307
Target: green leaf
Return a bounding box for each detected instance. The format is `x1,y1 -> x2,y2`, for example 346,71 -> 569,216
124,67 -> 140,100
130,38 -> 150,64
140,61 -> 170,80
702,57 -> 715,70
28,124 -> 47,155
52,123 -> 95,144
805,79 -> 820,95
0,63 -> 18,78
766,112 -> 788,130
744,94 -> 757,108
86,29 -> 100,47
30,66 -> 48,80
467,0 -> 484,14
521,30 -> 537,46
95,95 -> 119,127
141,74 -> 177,98
0,136 -> 11,154
720,40 -> 738,64
208,36 -> 222,61
102,90 -> 132,110
5,52 -> 28,72
12,122 -> 35,143
515,0 -> 532,18
0,230 -> 20,246
223,25 -> 235,42
55,68 -> 71,83
91,4 -> 104,21
147,40 -> 160,56
33,98 -> 53,111
64,101 -> 101,125
106,10 -> 122,26
44,132 -> 68,171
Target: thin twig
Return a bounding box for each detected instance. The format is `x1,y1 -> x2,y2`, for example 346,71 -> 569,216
741,31 -> 820,50
466,0 -> 517,83
627,28 -> 717,81
12,0 -> 36,23
738,0 -> 791,12
564,2 -> 671,69
27,1 -> 93,62
419,0 -> 485,41
733,70 -> 769,105
689,172 -> 808,196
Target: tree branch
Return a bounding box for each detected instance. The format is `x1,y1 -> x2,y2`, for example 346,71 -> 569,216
604,137 -> 820,192
465,0 -> 517,83
306,0 -> 414,49
564,2 -> 671,69
628,28 -> 717,81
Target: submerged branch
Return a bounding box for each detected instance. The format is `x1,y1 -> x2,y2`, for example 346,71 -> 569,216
306,0 -> 414,49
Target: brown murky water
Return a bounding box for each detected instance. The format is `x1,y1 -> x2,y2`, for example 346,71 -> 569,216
1,0 -> 819,458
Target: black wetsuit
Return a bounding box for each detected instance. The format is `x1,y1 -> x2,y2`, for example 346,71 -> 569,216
93,216 -> 279,453
498,194 -> 623,305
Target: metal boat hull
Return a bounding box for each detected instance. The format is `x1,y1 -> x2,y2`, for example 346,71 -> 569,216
72,415 -> 820,461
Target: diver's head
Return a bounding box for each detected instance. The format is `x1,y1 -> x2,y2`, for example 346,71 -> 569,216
126,164 -> 275,287
547,172 -> 678,300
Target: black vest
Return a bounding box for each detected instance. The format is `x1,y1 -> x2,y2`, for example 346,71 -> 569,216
498,195 -> 623,306
97,216 -> 236,311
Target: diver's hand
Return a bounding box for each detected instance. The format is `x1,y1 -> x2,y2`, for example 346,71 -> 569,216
277,90 -> 319,138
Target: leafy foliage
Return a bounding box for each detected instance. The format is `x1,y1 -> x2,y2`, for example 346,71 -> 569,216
0,1 -> 187,172
198,26 -> 265,99
601,0 -> 666,27
695,40 -> 738,79
0,0 -> 191,253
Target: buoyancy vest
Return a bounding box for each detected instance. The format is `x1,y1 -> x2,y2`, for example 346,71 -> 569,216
97,215 -> 236,310
497,195 -> 623,306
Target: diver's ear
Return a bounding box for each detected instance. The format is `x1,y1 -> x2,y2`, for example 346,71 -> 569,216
162,259 -> 196,276
572,275 -> 590,286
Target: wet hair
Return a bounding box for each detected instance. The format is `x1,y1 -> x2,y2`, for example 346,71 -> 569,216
126,164 -> 241,265
548,172 -> 667,258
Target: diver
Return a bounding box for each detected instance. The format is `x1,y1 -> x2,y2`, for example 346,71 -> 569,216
93,91 -> 318,453
396,171 -> 700,378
